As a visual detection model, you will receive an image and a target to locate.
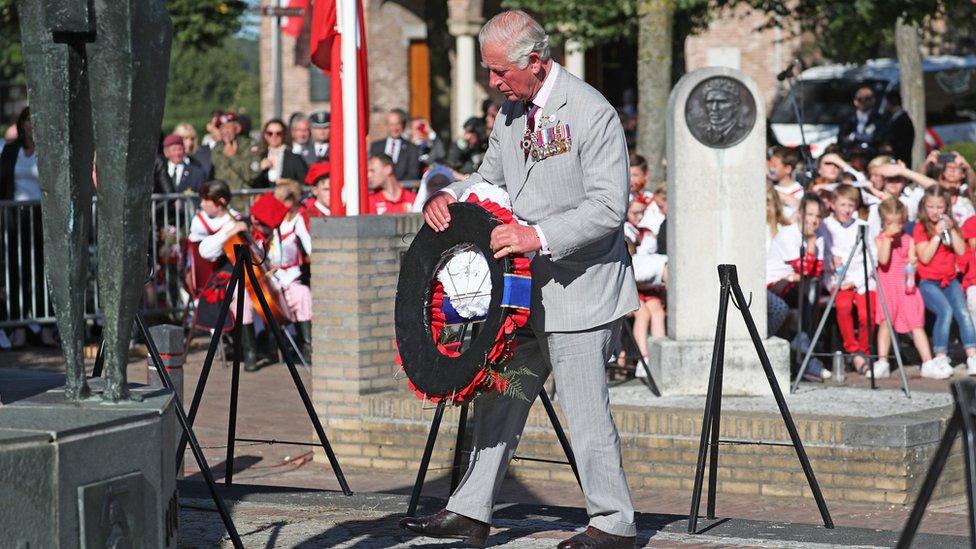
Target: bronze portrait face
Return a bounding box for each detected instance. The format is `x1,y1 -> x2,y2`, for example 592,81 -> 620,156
685,76 -> 757,149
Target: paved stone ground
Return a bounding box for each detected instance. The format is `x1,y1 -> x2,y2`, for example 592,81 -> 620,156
3,344 -> 973,547
175,485 -> 965,548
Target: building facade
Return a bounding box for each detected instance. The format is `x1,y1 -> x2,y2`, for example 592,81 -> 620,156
257,1 -> 801,149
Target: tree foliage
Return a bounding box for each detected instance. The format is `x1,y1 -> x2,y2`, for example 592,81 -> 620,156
167,0 -> 248,50
0,0 -> 246,83
742,0 -> 973,62
0,0 -> 21,82
499,0 -> 715,50
162,37 -> 260,133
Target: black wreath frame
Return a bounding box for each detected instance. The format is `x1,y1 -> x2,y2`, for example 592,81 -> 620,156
395,202 -> 512,397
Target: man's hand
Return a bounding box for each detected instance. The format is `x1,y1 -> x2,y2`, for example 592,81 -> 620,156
491,224 -> 541,259
423,192 -> 456,232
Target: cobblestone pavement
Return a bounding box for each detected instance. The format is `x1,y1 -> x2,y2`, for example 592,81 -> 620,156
176,487 -> 964,548
4,345 -> 972,546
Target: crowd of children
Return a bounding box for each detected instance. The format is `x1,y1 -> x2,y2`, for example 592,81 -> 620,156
762,145 -> 976,381
625,143 -> 976,382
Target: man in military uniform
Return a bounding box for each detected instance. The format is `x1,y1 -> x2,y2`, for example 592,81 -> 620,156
210,112 -> 260,211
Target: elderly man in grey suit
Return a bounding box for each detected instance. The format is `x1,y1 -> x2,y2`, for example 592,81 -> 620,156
401,10 -> 638,549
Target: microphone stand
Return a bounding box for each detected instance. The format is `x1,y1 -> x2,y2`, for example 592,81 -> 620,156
781,65 -> 820,378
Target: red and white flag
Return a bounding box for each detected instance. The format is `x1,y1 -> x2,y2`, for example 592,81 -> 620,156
281,0 -> 308,38
310,0 -> 369,216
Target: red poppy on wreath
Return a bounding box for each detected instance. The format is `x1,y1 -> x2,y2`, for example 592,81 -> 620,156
403,186 -> 531,405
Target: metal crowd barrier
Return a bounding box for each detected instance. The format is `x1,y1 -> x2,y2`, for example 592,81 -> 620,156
1,180 -> 426,330
0,188 -> 268,329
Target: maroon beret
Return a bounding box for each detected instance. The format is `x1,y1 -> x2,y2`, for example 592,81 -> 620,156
162,134 -> 183,148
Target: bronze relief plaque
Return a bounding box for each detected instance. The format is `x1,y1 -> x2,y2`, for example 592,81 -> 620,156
684,76 -> 757,149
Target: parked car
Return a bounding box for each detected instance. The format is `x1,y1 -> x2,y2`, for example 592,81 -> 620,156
769,56 -> 976,157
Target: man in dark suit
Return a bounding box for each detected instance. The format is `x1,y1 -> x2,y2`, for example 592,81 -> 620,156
289,112 -> 316,167
309,111 -> 330,163
154,134 -> 206,193
369,108 -> 421,182
838,85 -> 886,156
879,90 -> 915,166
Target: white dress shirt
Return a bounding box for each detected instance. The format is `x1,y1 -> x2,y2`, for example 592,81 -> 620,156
384,138 -> 402,163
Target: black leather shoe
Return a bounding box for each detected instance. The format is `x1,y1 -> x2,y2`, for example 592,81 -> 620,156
557,526 -> 636,549
398,509 -> 489,546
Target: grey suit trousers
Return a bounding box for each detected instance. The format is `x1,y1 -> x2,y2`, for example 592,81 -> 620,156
446,319 -> 636,537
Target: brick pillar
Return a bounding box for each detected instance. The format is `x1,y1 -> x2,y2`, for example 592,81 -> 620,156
309,214 -> 424,464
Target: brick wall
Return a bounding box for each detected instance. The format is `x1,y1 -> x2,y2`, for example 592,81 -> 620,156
684,4 -> 804,108
307,212 -> 963,506
309,213 -> 422,419
258,0 -> 428,139
326,389 -> 963,506
258,10 -> 328,124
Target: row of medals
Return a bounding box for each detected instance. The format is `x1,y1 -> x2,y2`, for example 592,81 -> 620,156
521,123 -> 572,161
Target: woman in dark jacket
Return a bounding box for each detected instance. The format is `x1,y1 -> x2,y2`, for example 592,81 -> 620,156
251,118 -> 307,188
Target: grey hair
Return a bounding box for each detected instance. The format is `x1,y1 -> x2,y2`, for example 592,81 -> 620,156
479,10 -> 550,69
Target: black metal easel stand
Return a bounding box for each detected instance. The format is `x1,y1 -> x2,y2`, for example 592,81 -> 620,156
688,265 -> 834,534
897,379 -> 976,548
406,388 -> 582,516
135,312 -> 245,549
176,244 -> 352,495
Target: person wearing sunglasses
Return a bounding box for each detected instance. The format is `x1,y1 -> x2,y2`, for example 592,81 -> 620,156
252,118 -> 308,188
838,85 -> 886,157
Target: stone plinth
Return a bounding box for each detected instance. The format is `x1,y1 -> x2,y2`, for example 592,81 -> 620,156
652,66 -> 788,395
0,370 -> 177,548
649,337 -> 789,396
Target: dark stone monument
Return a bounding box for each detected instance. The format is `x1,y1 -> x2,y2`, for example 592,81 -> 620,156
0,1 -> 178,546
18,0 -> 173,401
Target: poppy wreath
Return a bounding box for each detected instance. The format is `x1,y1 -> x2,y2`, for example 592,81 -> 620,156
394,186 -> 531,405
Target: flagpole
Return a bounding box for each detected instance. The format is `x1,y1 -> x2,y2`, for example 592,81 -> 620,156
272,7 -> 283,120
340,0 -> 360,215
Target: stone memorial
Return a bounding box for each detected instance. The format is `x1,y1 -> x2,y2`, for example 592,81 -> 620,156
648,67 -> 789,395
0,0 -> 177,546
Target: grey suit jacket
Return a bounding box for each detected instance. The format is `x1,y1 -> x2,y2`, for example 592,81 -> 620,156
447,67 -> 638,332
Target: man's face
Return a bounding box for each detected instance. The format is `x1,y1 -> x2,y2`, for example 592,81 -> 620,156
482,42 -> 542,101
315,178 -> 330,207
386,113 -> 404,139
219,122 -> 239,142
629,166 -> 647,194
312,126 -> 329,143
367,158 -> 389,190
705,90 -> 737,128
163,143 -> 185,164
853,88 -> 875,112
291,120 -> 310,145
